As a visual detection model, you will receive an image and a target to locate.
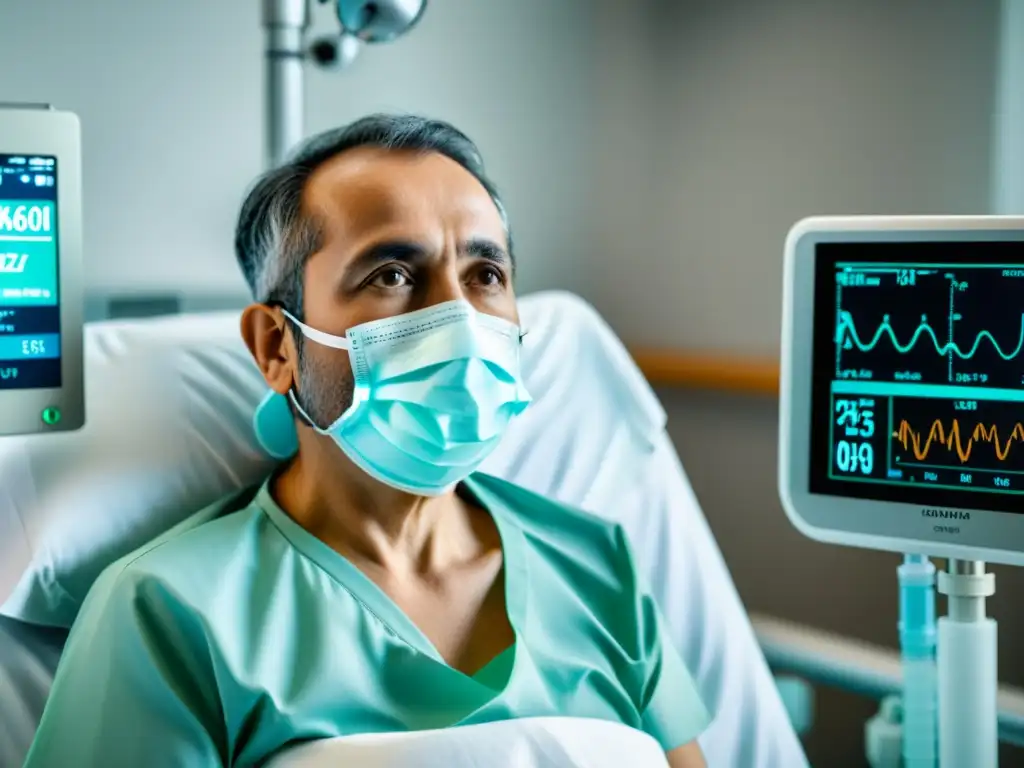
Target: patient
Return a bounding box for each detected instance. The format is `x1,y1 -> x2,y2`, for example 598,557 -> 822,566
25,115 -> 709,767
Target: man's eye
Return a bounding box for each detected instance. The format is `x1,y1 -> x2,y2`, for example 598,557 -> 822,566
371,268 -> 411,289
475,266 -> 504,287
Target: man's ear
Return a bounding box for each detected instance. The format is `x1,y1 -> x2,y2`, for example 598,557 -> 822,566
240,304 -> 295,395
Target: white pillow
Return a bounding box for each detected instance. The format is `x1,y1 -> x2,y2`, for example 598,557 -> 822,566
0,292 -> 664,628
0,312 -> 275,626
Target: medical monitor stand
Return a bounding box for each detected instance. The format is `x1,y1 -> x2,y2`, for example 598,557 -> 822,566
777,217 -> 1024,766
0,105 -> 84,435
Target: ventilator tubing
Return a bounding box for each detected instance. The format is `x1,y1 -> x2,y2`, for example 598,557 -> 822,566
937,563 -> 998,768
899,555 -> 937,768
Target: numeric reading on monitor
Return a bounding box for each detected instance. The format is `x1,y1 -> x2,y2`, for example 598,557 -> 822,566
0,154 -> 60,390
827,259 -> 1024,497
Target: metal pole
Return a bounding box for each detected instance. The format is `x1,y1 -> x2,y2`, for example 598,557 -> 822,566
937,560 -> 998,768
262,0 -> 310,168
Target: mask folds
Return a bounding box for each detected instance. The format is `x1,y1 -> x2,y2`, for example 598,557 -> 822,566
254,300 -> 531,496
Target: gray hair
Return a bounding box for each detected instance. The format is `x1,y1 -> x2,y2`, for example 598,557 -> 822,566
234,114 -> 512,319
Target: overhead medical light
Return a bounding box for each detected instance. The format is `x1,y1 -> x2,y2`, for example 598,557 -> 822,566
333,0 -> 427,42
262,0 -> 429,169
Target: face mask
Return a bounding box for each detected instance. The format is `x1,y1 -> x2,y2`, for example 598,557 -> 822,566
253,300 -> 531,496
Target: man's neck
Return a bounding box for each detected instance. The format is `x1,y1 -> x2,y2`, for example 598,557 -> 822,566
272,434 -> 482,576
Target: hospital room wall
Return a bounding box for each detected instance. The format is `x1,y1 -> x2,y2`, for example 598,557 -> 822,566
0,0 -> 599,300
603,0 -> 1003,640
589,0 -> 998,350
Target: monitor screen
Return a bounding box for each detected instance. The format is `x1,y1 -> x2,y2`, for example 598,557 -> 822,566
810,241 -> 1024,514
0,154 -> 60,391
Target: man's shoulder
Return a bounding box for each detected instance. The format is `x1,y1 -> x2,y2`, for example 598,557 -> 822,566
92,484 -> 268,606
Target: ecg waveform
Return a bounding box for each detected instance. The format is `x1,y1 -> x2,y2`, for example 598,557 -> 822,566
892,418 -> 1024,463
836,311 -> 1024,361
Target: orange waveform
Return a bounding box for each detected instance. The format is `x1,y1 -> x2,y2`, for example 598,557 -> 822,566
892,419 -> 1024,463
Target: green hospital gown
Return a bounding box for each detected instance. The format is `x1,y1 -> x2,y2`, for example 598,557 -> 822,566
24,473 -> 710,767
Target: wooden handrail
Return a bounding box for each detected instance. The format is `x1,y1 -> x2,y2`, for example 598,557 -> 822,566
630,348 -> 780,395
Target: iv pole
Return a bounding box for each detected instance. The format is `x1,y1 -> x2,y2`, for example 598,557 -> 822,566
937,559 -> 998,767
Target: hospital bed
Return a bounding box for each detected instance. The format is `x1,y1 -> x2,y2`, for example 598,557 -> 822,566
0,290 -> 807,766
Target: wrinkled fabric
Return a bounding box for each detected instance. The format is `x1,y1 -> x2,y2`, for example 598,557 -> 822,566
258,300 -> 531,495
24,473 -> 709,767
0,616 -> 65,768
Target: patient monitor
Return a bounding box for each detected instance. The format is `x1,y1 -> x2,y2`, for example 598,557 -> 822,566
780,215 -> 1024,566
0,106 -> 84,435
780,216 -> 1024,768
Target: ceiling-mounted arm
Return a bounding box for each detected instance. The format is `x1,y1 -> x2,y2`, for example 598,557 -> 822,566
262,0 -> 310,168
261,0 -> 430,170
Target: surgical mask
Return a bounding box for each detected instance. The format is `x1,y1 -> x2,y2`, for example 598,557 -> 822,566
254,300 -> 531,496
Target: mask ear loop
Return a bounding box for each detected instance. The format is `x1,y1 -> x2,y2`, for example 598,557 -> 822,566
279,308 -> 352,432
287,390 -> 332,434
280,309 -> 351,350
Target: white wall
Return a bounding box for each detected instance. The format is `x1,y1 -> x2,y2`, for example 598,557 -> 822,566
590,0 -> 999,352
0,0 -> 598,298
993,0 -> 1024,214
0,0 -> 1002,336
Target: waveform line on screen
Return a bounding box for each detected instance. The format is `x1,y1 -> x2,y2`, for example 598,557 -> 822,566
836,311 -> 1024,360
892,419 -> 1024,463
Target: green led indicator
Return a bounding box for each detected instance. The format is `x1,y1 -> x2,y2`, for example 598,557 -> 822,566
41,407 -> 61,426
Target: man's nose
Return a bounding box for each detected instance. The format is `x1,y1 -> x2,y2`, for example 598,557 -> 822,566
422,259 -> 465,307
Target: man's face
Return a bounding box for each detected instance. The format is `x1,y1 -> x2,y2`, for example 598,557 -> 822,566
294,147 -> 517,427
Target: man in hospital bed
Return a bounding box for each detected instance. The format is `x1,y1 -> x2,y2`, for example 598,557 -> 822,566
24,115 -> 710,767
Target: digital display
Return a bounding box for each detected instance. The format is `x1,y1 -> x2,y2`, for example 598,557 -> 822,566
810,242 -> 1024,514
0,154 -> 60,390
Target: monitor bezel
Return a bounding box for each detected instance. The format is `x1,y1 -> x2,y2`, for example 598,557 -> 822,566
779,215 -> 1024,566
0,108 -> 84,434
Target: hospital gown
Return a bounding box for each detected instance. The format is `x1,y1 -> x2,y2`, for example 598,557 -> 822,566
24,473 -> 710,767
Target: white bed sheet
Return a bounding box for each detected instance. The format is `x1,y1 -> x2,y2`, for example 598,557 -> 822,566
0,616 -> 65,767
266,717 -> 669,768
